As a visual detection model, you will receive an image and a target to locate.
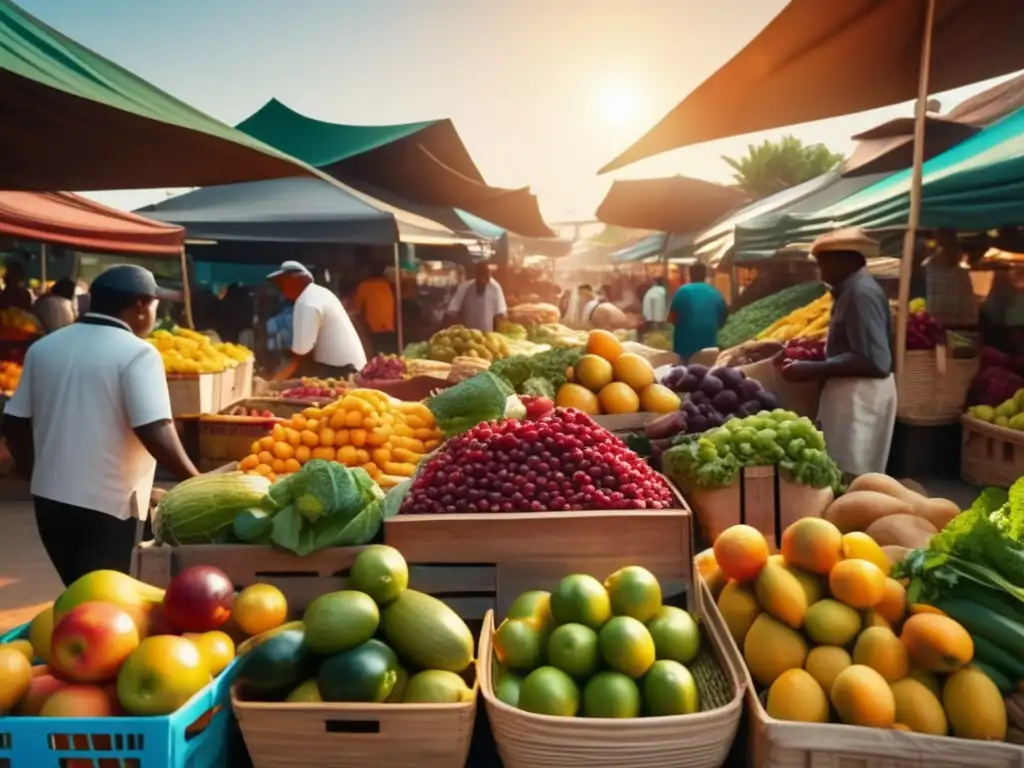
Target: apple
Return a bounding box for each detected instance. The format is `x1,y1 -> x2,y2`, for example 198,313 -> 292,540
163,566 -> 234,632
117,636 -> 211,715
39,684 -> 117,717
51,601 -> 140,683
15,673 -> 68,715
53,571 -> 164,637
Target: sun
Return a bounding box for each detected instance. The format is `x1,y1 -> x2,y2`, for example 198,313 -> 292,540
596,82 -> 640,124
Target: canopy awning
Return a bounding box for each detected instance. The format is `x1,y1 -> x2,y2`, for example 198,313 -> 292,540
600,0 -> 1024,173
0,0 -> 313,190
611,234 -> 667,264
135,177 -> 470,247
596,176 -> 749,234
237,99 -> 554,238
0,191 -> 184,255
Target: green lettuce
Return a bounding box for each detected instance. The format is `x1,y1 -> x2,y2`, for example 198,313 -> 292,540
427,371 -> 524,437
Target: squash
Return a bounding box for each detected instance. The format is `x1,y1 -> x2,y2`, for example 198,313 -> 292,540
823,491 -> 913,533
846,474 -> 959,531
915,498 -> 961,532
154,472 -> 272,545
381,589 -> 474,673
864,514 -> 937,549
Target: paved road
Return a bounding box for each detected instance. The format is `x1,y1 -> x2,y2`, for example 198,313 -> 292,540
0,479 -> 62,633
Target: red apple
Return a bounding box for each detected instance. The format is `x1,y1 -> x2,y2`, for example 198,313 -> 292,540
117,636 -> 211,715
39,684 -> 117,717
162,566 -> 234,632
51,602 -> 140,683
15,673 -> 68,715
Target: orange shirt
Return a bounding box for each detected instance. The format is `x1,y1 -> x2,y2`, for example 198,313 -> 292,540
354,277 -> 395,333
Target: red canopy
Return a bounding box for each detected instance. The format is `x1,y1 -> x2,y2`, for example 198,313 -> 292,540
0,191 -> 184,255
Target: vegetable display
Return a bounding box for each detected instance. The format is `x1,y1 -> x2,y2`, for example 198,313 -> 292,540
240,389 -> 442,485
359,355 -> 406,381
967,347 -> 1024,408
717,283 -> 828,349
661,364 -> 778,426
280,383 -> 348,401
755,293 -> 832,342
399,407 -> 674,515
154,472 -> 272,545
663,410 -> 842,491
426,325 -> 510,363
427,372 -> 526,438
490,346 -> 581,398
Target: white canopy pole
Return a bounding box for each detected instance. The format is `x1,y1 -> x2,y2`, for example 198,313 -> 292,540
894,0 -> 937,378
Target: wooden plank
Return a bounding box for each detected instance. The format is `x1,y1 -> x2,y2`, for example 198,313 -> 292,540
742,465 -> 777,546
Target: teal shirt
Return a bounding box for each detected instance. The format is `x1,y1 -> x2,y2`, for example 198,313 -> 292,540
670,282 -> 727,359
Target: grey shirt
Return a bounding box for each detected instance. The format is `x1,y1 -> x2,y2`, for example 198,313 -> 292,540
825,267 -> 893,377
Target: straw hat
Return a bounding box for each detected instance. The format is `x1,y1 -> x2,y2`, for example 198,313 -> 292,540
810,226 -> 880,259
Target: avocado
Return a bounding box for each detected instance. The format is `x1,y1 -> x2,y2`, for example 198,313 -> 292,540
236,629 -> 312,700
318,639 -> 399,703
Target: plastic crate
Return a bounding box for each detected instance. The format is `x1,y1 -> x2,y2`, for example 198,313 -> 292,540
0,623 -> 239,768
0,624 -> 28,643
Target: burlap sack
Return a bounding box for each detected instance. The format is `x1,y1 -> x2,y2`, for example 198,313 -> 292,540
737,357 -> 822,419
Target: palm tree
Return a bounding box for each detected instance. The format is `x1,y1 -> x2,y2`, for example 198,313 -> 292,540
723,136 -> 844,200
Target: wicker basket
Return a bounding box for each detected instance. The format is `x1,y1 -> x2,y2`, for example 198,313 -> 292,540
897,348 -> 979,425
961,414 -> 1024,488
926,263 -> 979,327
478,590 -> 744,768
232,673 -> 478,768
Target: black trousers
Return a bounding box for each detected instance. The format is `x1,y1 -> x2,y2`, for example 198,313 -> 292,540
34,496 -> 145,587
370,331 -> 398,356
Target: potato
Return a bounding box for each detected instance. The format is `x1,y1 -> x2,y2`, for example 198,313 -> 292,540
847,474 -> 959,531
898,478 -> 929,497
823,490 -> 914,533
865,514 -> 937,549
915,498 -> 961,532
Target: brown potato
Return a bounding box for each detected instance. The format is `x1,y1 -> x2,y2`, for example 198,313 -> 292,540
865,514 -> 937,549
915,498 -> 961,532
823,490 -> 914,533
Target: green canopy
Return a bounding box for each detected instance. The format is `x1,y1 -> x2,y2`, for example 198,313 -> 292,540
0,0 -> 313,190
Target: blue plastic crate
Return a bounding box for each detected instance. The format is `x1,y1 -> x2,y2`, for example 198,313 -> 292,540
0,621 -> 239,768
0,624 -> 28,644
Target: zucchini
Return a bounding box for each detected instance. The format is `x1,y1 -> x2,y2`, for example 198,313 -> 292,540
933,597 -> 1024,658
972,661 -> 1013,694
971,633 -> 1024,682
963,587 -> 1024,623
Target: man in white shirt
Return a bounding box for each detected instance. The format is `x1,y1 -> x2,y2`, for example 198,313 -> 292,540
267,261 -> 367,380
445,261 -> 508,332
642,278 -> 669,323
1,265 -> 200,586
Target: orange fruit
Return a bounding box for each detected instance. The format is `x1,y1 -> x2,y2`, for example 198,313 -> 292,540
300,430 -> 319,448
713,525 -> 769,583
556,383 -> 600,414
586,329 -> 624,362
311,446 -> 336,461
257,450 -> 274,466
295,445 -> 312,463
185,631 -> 236,677
272,442 -> 295,460
259,435 -> 275,450
239,454 -> 259,471
612,353 -> 655,391
284,458 -> 302,474
574,355 -> 614,392
900,613 -> 973,672
233,584 -> 288,637
0,646 -> 32,714
638,383 -> 681,414
780,518 -> 843,575
271,423 -> 286,442
306,418 -> 320,433
875,578 -> 907,625
598,382 -> 640,415
828,559 -> 886,609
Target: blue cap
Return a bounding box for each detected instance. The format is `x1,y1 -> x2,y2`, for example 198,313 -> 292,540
90,265 -> 178,300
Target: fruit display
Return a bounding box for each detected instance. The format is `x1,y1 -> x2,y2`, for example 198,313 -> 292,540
554,330 -> 678,416
779,338 -> 826,362
710,519 -> 1011,741
718,283 -> 828,349
239,389 -> 442,485
906,309 -> 943,351
967,347 -> 1024,407
659,363 -> 779,432
152,471 -> 272,545
491,567 -> 709,718
426,325 -> 511,363
402,358 -> 453,380
0,307 -> 41,336
280,377 -> 348,401
222,405 -> 278,418
426,371 -> 526,438
755,292 -> 832,343
663,409 -> 841,492
149,327 -> 253,374
966,385 -> 1024,430
0,360 -> 22,395
399,407 -> 673,515
507,302 -> 561,327
0,568 -> 246,719
714,340 -> 784,368
358,354 -> 406,381
234,545 -> 476,705
527,323 -> 589,349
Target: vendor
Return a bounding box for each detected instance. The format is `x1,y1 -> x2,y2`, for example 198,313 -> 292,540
353,263 -> 397,355
445,261 -> 507,332
779,227 -> 896,478
668,263 -> 727,361
267,260 -> 367,381
1,265 -> 200,586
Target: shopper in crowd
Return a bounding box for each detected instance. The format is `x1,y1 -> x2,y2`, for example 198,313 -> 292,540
445,261 -> 507,332
642,277 -> 669,324
266,260 -> 367,380
216,283 -> 253,344
0,261 -> 33,312
32,278 -> 78,334
584,285 -> 630,331
667,262 -> 728,361
779,228 -> 896,478
1,265 -> 200,586
353,263 -> 397,355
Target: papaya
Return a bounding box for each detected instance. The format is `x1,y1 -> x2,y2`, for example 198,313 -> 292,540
743,614 -> 807,687
754,559 -> 808,629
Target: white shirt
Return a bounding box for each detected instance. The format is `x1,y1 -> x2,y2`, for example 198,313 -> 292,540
4,314 -> 172,520
447,278 -> 507,332
291,283 -> 367,369
642,285 -> 668,322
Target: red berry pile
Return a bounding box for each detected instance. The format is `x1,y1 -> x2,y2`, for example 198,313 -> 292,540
400,408 -> 674,515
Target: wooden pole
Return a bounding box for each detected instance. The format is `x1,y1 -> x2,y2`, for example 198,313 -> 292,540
894,0 -> 936,378
393,243 -> 405,352
39,243 -> 47,287
179,246 -> 195,330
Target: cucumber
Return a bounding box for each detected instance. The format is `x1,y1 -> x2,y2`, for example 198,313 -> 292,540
965,587 -> 1024,623
933,597 -> 1024,657
972,660 -> 1013,694
971,633 -> 1024,682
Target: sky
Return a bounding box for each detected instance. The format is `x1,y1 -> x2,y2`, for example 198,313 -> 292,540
16,0 -> 1020,226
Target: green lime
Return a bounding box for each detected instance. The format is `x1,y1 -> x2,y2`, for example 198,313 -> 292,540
493,618 -> 545,672
604,566 -> 663,623
550,574 -> 611,630
642,660 -> 698,716
518,666 -> 580,717
349,545 -> 409,606
583,671 -> 641,718
546,623 -> 600,680
495,671 -> 523,708
598,616 -> 656,679
647,606 -> 701,664
507,590 -> 554,633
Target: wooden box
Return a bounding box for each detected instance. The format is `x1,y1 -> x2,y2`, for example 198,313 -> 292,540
961,414 -> 1024,488
592,412 -> 657,432
197,414 -> 285,464
167,373 -> 218,417
230,358 -> 254,403
689,467 -> 833,549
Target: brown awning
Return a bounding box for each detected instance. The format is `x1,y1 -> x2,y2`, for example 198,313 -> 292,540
600,0 -> 1024,173
843,116 -> 979,177
596,177 -> 749,234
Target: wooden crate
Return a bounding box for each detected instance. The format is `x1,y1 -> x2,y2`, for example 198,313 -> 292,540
197,414 -> 285,464
478,580 -> 745,768
592,412 -> 657,432
961,414 -> 1024,488
230,358 -> 254,402
384,489 -> 694,617
167,373 -> 218,416
689,467 -> 833,549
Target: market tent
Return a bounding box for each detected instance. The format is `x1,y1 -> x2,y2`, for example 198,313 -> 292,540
733,103 -> 1024,259
599,0 -> 1024,173
843,116 -> 979,177
0,0 -> 314,190
237,99 -> 554,238
611,234 -> 667,264
0,191 -> 183,255
596,177 -> 749,234
135,177 -> 469,246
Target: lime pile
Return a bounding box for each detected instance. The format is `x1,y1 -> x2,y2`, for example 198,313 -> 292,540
492,566 -> 702,718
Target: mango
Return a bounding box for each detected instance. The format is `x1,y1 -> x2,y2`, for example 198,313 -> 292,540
754,559 -> 808,629
744,613 -> 807,687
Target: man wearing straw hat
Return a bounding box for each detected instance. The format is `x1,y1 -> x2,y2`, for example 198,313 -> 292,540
779,227 -> 897,478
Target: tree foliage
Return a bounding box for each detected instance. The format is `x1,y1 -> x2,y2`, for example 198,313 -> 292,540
722,136 -> 844,200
